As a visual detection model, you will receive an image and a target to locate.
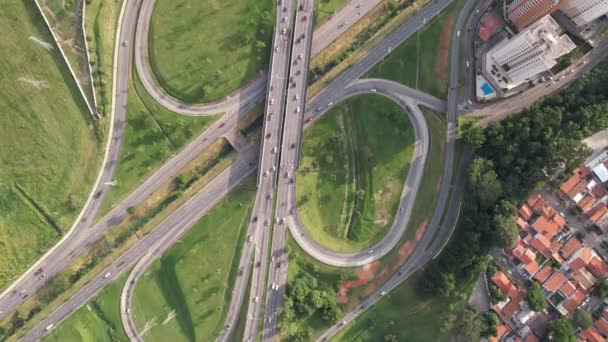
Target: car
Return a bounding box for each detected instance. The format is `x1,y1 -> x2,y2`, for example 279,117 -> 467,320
271,147 -> 278,154
380,291 -> 387,296
327,101 -> 333,107
290,143 -> 296,149
219,122 -> 225,128
340,321 -> 346,326
268,316 -> 273,323
295,69 -> 301,76
398,269 -> 404,275
302,15 -> 307,21
264,219 -> 269,226
316,107 -> 322,112
466,60 -> 470,68
254,296 -> 259,303
559,212 -> 565,217
94,191 -> 102,199
253,216 -> 258,222
271,165 -> 276,172
400,207 -> 405,213
267,193 -> 273,200
368,249 -> 374,254
467,99 -> 473,105
276,262 -> 281,268
268,114 -> 273,121
275,46 -> 279,52
104,272 -> 111,279
266,132 -> 271,139
269,98 -> 275,105
46,324 -> 54,331
122,40 -> 128,46
294,94 -> 299,100
298,54 -> 303,60
476,9 -> 480,13
306,117 -> 312,123
281,28 -> 287,35
370,88 -> 377,92
295,107 -> 300,113
280,217 -> 286,224
286,171 -> 291,178
456,30 -> 460,37
264,171 -> 269,177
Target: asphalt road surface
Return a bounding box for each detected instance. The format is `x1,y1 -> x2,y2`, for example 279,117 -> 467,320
262,0 -> 315,340
22,146 -> 260,342
316,0 -> 478,338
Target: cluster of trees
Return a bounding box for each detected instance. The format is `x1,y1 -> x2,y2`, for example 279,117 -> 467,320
282,274 -> 341,332
526,281 -> 546,312
419,55 -> 608,340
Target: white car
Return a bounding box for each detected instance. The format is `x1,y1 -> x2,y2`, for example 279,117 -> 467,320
254,296 -> 259,303
122,40 -> 128,46
295,107 -> 300,113
248,235 -> 253,242
269,98 -> 275,105
104,272 -> 111,279
456,30 -> 460,37
46,324 -> 54,331
370,88 -> 377,92
380,291 -> 387,296
466,60 -> 470,68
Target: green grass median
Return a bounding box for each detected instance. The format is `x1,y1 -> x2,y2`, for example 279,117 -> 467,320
296,94 -> 415,252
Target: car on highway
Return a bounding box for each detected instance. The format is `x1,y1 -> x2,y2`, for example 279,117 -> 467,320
266,132 -> 271,139
103,272 -> 111,279
264,171 -> 269,177
306,117 -> 312,123
367,249 -> 374,254
248,235 -> 253,242
295,107 -> 300,113
219,122 -> 225,128
370,88 -> 377,92
380,291 -> 387,296
457,30 -> 460,37
254,296 -> 259,303
466,60 -> 470,68
267,193 -> 273,200
290,143 -> 296,149
269,98 -> 275,105
122,40 -> 128,46
45,324 -> 54,331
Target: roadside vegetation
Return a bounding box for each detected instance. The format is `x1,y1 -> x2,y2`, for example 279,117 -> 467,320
38,0 -> 96,106
148,0 -> 274,103
43,274 -> 128,342
367,0 -> 465,98
0,0 -> 102,291
84,0 -> 122,117
314,0 -> 350,28
98,72 -> 217,215
0,138 -> 236,340
129,177 -> 256,341
297,95 -> 414,252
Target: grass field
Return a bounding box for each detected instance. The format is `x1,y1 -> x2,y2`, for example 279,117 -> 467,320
148,0 -> 274,103
84,0 -> 122,116
296,95 -> 414,252
44,273 -> 128,342
129,177 -> 256,341
314,0 -> 350,28
39,0 -> 96,106
0,1 -> 102,291
366,0 -> 464,98
332,270 -> 477,341
98,72 -> 217,215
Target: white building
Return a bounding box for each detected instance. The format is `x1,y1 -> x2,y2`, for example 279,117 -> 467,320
561,0 -> 608,26
484,15 -> 576,89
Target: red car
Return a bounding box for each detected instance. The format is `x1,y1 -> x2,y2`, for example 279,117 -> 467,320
219,123 -> 225,128
302,15 -> 307,21
306,117 -> 312,123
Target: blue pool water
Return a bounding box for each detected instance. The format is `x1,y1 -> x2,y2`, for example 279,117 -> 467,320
481,82 -> 494,95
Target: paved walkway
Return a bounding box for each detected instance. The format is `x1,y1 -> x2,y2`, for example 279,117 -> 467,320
469,273 -> 491,313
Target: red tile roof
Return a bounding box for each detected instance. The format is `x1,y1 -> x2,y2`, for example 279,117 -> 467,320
560,237 -> 582,259
553,213 -> 566,228
578,194 -> 597,212
567,179 -> 588,199
530,234 -> 553,258
562,289 -> 585,314
594,318 -> 608,337
490,324 -> 512,342
531,197 -> 556,220
587,257 -> 608,279
524,260 -> 540,276
534,265 -> 554,283
559,281 -> 576,297
579,327 -> 604,342
586,203 -> 608,223
543,272 -> 567,292
531,217 -> 560,240
519,203 -> 534,221
568,247 -> 594,272
517,217 -> 529,231
527,193 -> 542,208
560,174 -> 582,195
592,184 -> 608,198
572,268 -> 597,291
524,334 -> 539,342
519,248 -> 536,265
492,271 -> 519,298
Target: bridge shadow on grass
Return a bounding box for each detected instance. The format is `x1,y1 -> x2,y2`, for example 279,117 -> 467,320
156,255 -> 196,342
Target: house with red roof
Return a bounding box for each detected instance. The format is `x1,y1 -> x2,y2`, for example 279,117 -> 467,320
587,257 -> 608,279
558,289 -> 586,315
565,247 -> 594,272
543,272 -> 568,293
530,234 -> 553,259
560,237 -> 583,260
534,265 -> 554,283
519,203 -> 534,221
530,217 -> 561,240
593,317 -> 608,338
579,326 -> 604,342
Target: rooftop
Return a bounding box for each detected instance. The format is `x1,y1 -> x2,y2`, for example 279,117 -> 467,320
559,237 -> 582,260
534,265 -> 554,283
542,271 -> 567,292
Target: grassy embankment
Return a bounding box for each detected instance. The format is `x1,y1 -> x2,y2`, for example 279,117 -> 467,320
314,0 -> 350,28
284,109 -> 447,339
43,274 -> 129,342
366,0 -> 466,98
148,0 -> 274,103
38,0 -> 96,105
128,176 -> 256,341
0,0 -> 101,291
297,95 -> 415,252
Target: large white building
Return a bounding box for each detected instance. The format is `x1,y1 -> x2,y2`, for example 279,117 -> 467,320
483,15 -> 576,89
561,0 -> 608,26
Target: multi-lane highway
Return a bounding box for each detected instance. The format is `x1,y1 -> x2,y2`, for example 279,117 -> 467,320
0,0 -> 383,325
317,0 -> 478,338
262,0 -> 315,340
239,1 -> 297,341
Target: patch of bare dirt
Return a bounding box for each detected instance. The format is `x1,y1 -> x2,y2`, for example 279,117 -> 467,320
337,261 -> 380,303
435,15 -> 455,89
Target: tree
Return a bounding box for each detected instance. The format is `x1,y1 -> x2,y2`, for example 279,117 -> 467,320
460,121 -> 485,149
453,306 -> 482,342
67,194 -> 78,210
201,83 -> 212,98
527,282 -> 546,312
573,309 -> 592,330
384,334 -> 399,342
174,174 -> 189,192
546,318 -> 576,342
126,206 -> 136,215
594,279 -> 608,299
481,312 -> 499,337
492,213 -> 518,248
325,155 -> 334,164
255,40 -> 266,51
468,157 -> 502,208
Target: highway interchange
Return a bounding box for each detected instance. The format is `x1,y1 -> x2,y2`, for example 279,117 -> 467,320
6,0 -> 608,341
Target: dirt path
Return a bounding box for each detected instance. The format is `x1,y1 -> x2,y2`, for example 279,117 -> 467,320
435,14 -> 455,89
